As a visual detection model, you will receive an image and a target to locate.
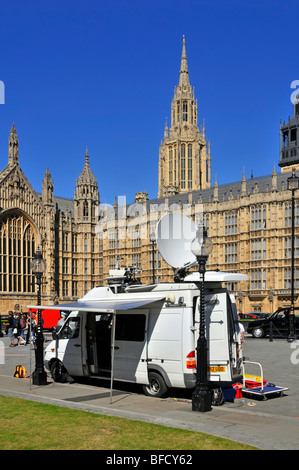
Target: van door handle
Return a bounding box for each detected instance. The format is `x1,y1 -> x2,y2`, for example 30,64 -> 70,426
114,346 -> 119,350
74,344 -> 81,347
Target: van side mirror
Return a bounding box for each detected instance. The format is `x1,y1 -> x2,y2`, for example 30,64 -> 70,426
51,327 -> 57,340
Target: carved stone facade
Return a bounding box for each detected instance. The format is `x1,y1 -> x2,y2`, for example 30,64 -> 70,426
100,164 -> 299,314
279,94 -> 299,173
100,38 -> 299,314
1,38 -> 299,315
158,36 -> 211,198
0,126 -> 102,313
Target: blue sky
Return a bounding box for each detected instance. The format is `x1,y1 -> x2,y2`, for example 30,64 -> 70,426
0,0 -> 298,204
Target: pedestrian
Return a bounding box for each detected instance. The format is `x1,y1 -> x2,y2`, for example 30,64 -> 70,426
17,313 -> 27,345
32,313 -> 37,340
12,312 -> 20,343
238,314 -> 245,351
26,312 -> 36,344
5,311 -> 15,347
26,314 -> 31,343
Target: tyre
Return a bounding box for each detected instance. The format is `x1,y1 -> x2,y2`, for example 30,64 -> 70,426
252,327 -> 265,338
212,387 -> 224,406
143,371 -> 168,398
50,360 -> 69,383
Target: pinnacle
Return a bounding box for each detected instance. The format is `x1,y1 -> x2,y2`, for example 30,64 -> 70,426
179,34 -> 190,87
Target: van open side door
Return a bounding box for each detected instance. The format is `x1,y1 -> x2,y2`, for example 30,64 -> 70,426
113,310 -> 149,384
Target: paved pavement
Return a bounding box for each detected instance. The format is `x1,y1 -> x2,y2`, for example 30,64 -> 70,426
0,332 -> 298,450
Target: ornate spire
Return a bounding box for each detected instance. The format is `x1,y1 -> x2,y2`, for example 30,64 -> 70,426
158,37 -> 211,197
42,167 -> 54,207
241,168 -> 247,196
272,165 -> 277,191
84,146 -> 90,165
74,148 -> 100,221
8,123 -> 19,166
179,35 -> 190,87
77,148 -> 97,187
213,174 -> 218,201
164,118 -> 168,140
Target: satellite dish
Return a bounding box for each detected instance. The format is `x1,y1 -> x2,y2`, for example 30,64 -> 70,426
155,213 -> 197,270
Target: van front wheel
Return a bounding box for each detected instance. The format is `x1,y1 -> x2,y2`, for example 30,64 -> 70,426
143,372 -> 168,398
50,360 -> 69,383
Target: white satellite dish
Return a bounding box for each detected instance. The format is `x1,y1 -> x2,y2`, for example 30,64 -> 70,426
155,213 -> 197,269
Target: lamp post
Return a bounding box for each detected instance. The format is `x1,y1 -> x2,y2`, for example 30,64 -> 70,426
30,246 -> 47,385
287,169 -> 299,342
150,232 -> 156,284
190,224 -> 213,412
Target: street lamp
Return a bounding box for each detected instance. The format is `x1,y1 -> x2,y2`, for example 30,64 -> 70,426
30,246 -> 47,385
190,224 -> 213,412
287,169 -> 299,342
150,232 -> 156,284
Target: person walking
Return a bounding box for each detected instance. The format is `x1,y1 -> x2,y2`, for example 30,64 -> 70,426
12,312 -> 20,344
238,314 -> 245,351
26,313 -> 36,344
5,311 -> 15,347
17,313 -> 27,345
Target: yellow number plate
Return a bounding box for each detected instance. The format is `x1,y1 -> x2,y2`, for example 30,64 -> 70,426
209,366 -> 226,372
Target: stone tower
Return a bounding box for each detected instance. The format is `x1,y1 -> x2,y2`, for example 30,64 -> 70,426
73,148 -> 101,297
74,148 -> 99,222
279,91 -> 299,172
158,36 -> 211,198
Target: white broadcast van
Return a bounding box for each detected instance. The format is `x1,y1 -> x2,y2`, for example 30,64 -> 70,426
30,214 -> 248,398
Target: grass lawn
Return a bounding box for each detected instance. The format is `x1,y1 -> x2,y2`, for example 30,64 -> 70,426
0,395 -> 258,450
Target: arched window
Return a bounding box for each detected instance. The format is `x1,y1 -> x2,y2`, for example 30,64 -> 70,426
183,101 -> 188,121
188,144 -> 192,189
83,200 -> 89,218
181,144 -> 186,189
169,147 -> 173,184
0,212 -> 35,293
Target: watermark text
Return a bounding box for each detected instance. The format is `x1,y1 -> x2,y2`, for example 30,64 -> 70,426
0,81 -> 5,104
290,340 -> 299,365
290,80 -> 299,105
95,196 -> 204,248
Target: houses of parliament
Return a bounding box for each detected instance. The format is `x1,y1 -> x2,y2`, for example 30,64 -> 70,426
1,37 -> 299,315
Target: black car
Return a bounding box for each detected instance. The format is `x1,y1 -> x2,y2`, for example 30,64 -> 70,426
247,307 -> 299,338
239,313 -> 260,320
256,312 -> 270,319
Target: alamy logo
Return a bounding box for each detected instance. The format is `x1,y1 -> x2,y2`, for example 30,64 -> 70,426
0,80 -> 4,104
0,340 -> 4,364
95,196 -> 204,244
290,340 -> 299,365
290,80 -> 299,105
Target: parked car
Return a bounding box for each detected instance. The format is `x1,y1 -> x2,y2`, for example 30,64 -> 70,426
256,312 -> 270,319
247,307 -> 299,338
239,313 -> 259,320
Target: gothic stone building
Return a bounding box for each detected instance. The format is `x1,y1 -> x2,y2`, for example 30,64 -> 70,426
100,38 -> 299,314
0,126 -> 102,313
1,37 -> 299,314
158,36 -> 211,198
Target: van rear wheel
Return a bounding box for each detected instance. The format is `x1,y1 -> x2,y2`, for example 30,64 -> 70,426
50,360 -> 69,383
143,372 -> 168,398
